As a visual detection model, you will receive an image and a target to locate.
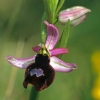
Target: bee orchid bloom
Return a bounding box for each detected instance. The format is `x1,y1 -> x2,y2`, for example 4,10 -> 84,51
6,21 -> 76,91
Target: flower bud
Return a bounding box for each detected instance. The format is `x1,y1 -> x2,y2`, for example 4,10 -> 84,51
58,6 -> 91,26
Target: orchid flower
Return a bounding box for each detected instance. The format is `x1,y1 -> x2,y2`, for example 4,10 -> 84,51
6,21 -> 76,91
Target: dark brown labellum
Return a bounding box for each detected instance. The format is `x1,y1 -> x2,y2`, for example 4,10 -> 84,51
23,54 -> 55,91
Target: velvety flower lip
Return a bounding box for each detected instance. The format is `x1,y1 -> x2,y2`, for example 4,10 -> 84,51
23,54 -> 55,90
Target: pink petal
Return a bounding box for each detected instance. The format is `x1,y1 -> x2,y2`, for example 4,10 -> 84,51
50,56 -> 76,73
44,20 -> 59,50
50,48 -> 68,56
32,46 -> 40,52
5,55 -> 36,69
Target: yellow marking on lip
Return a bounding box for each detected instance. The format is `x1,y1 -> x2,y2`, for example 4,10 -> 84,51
39,46 -> 50,57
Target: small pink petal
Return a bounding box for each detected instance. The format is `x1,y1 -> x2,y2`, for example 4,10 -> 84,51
50,48 -> 68,56
5,55 -> 36,68
44,21 -> 59,50
50,56 -> 76,73
32,46 -> 40,52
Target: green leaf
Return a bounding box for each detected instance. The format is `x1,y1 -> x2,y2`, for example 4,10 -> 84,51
56,0 -> 65,15
58,20 -> 70,58
43,0 -> 59,24
59,20 -> 70,48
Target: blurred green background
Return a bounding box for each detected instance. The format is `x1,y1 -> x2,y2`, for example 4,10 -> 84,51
0,0 -> 100,100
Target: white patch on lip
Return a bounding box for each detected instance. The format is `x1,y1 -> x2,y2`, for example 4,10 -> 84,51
30,68 -> 44,77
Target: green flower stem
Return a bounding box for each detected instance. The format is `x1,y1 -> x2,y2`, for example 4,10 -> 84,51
29,87 -> 38,100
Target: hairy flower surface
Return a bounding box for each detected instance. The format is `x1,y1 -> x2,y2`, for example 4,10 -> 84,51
6,21 -> 76,91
